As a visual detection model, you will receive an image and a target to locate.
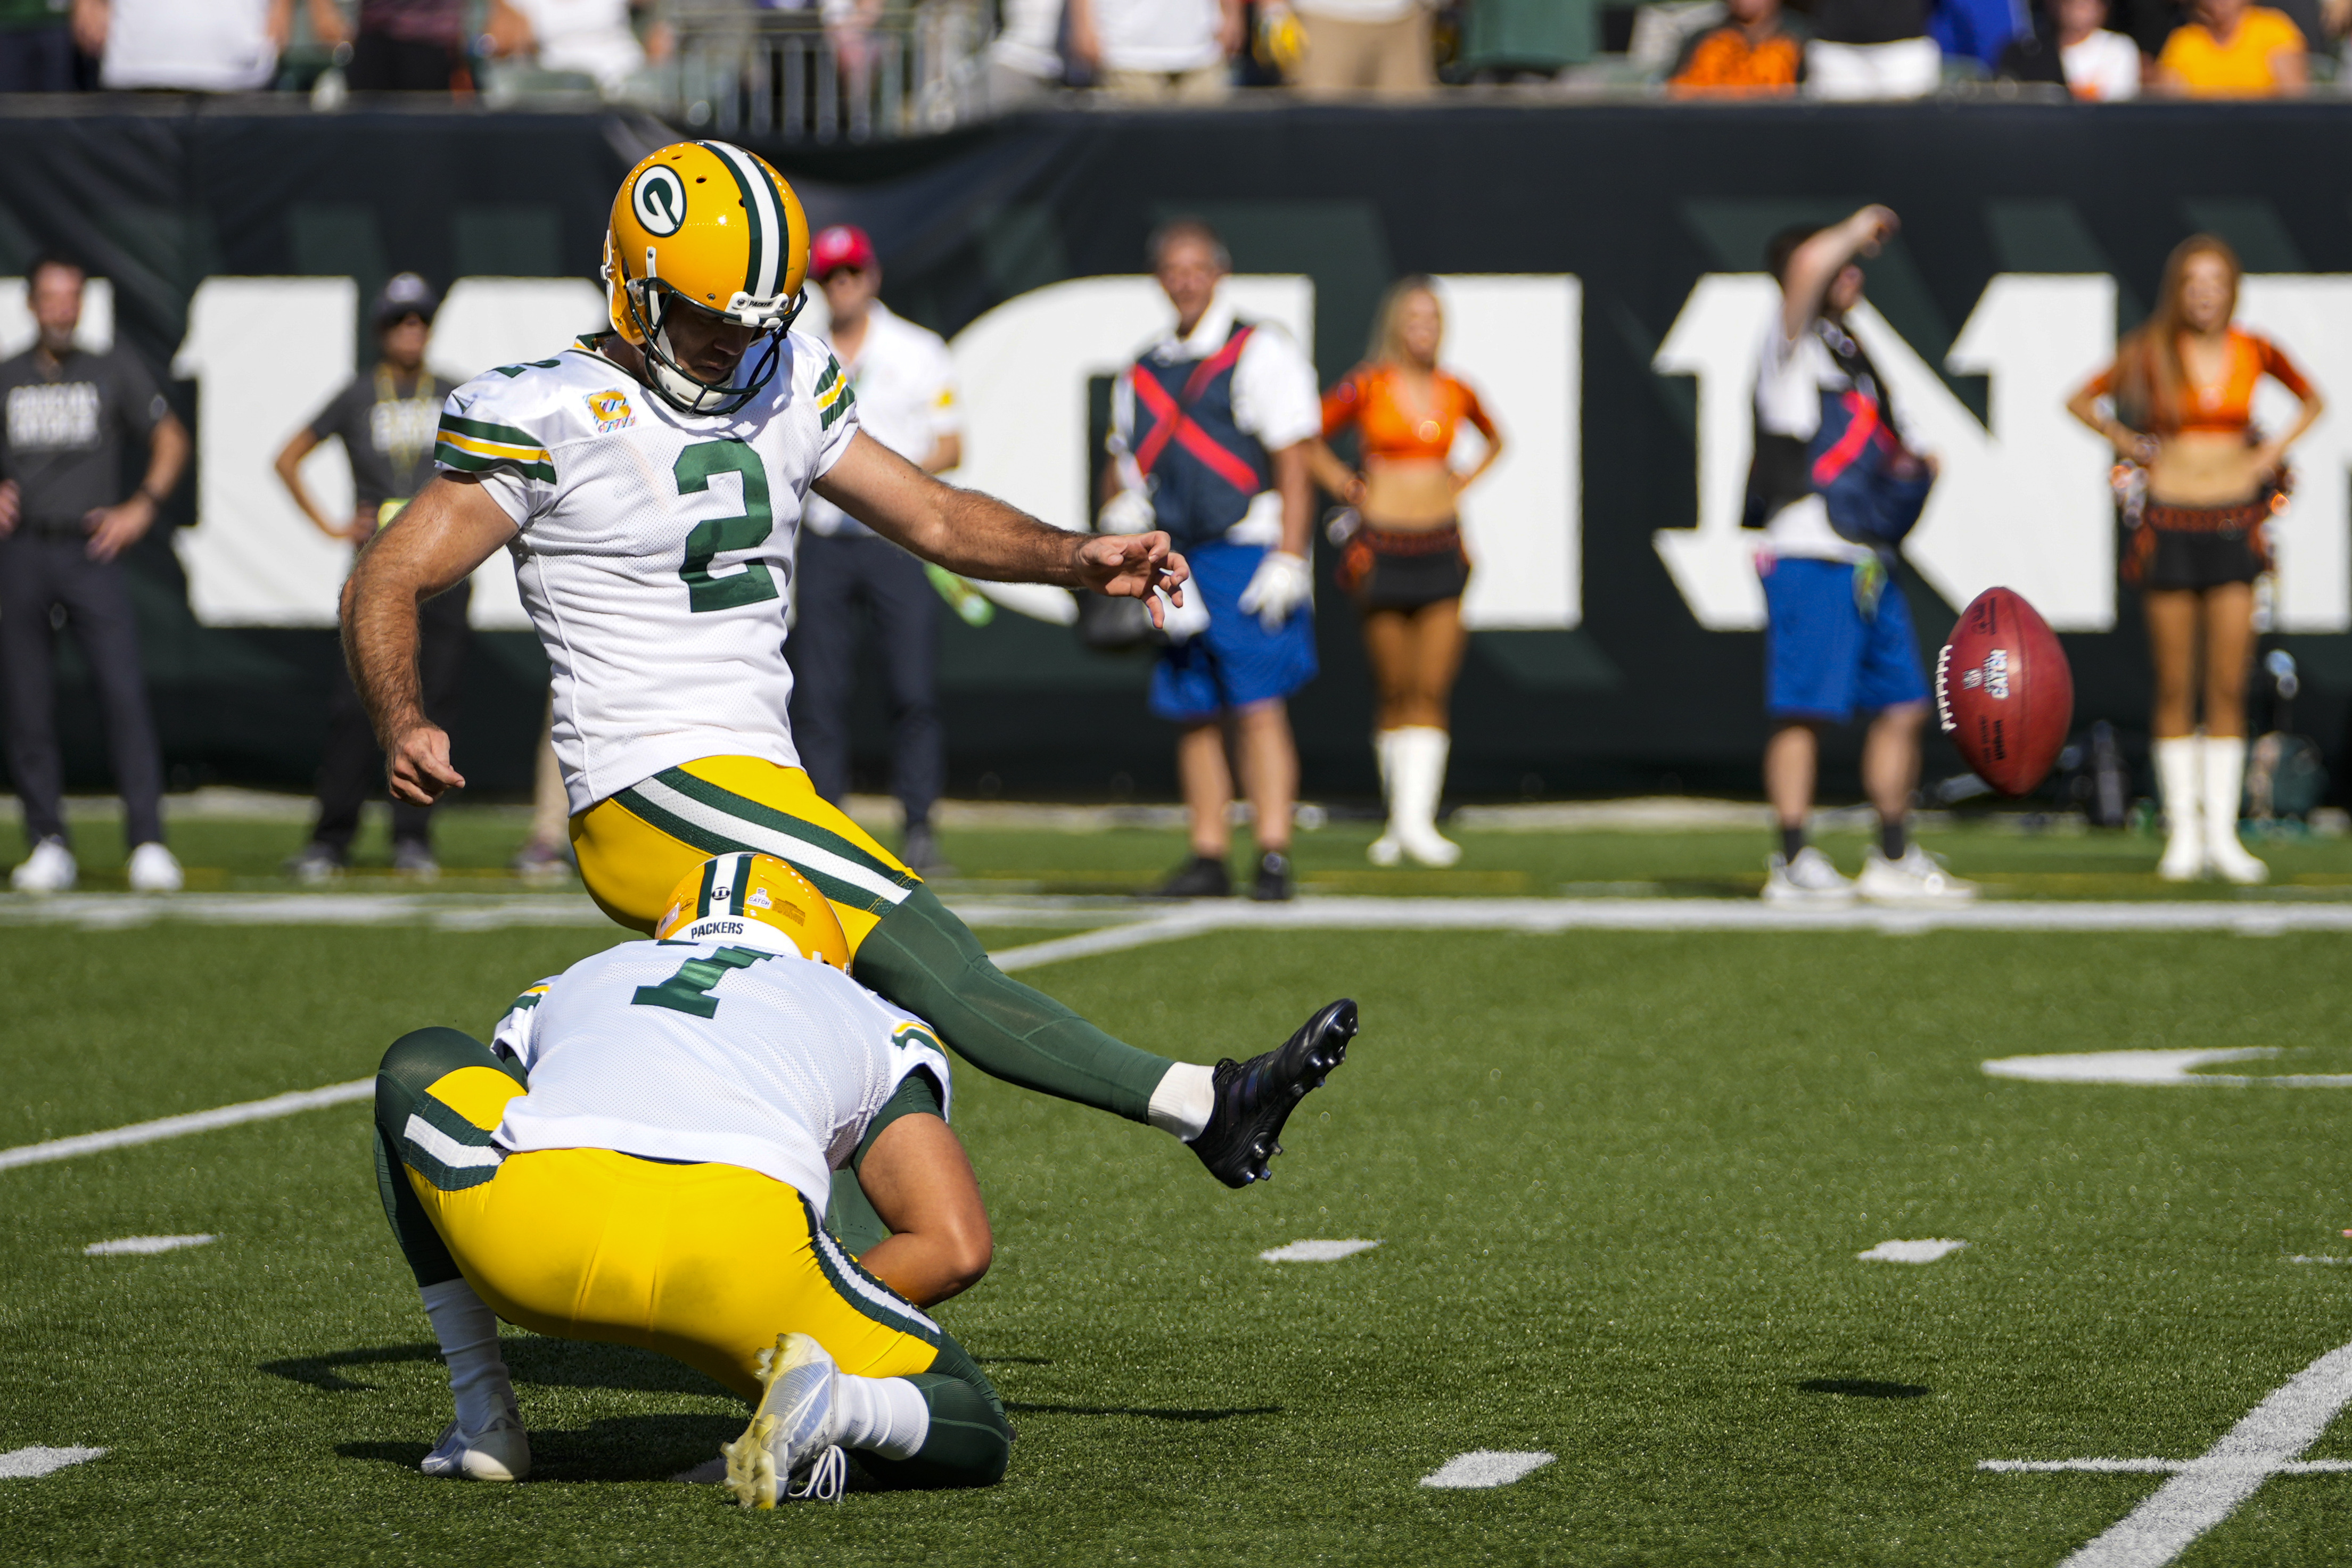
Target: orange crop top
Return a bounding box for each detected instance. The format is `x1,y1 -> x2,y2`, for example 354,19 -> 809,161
2080,328 -> 2314,435
1321,364 -> 1496,460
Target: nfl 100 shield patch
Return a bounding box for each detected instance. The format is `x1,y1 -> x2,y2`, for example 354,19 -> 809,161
587,388 -> 636,433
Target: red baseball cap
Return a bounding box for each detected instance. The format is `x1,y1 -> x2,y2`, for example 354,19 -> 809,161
810,225 -> 877,278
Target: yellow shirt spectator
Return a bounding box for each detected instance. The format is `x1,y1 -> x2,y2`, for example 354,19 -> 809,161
2157,2 -> 2306,96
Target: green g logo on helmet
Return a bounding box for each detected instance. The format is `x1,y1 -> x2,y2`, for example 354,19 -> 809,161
632,166 -> 687,238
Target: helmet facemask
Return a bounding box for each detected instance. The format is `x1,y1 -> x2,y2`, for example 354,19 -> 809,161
610,255 -> 804,418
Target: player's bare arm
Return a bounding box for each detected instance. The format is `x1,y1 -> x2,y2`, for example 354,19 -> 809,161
852,1111 -> 992,1307
341,473 -> 516,806
1781,204 -> 1897,339
814,429 -> 1190,626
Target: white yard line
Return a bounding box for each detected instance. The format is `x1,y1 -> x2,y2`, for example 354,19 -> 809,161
1985,1337 -> 2352,1567
0,1446 -> 106,1479
0,1081 -> 373,1173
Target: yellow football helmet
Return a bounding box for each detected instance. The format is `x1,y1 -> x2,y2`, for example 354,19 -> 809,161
654,852 -> 850,969
603,140 -> 811,415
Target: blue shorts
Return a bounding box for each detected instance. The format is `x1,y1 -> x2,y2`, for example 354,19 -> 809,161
1150,539 -> 1319,722
1761,556 -> 1929,723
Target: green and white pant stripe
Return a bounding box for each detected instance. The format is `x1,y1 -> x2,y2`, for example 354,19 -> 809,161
614,767 -> 919,919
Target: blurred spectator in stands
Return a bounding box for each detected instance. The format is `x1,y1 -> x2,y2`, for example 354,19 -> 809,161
2153,0 -> 2307,93
987,0 -> 1066,102
0,253 -> 188,894
78,0 -> 346,89
790,225 -> 962,878
1804,0 -> 1941,95
1996,0 -> 2141,95
482,0 -> 670,97
1108,218 -> 1320,901
351,0 -> 466,90
1667,0 -> 1806,93
1930,0 -> 2027,70
275,275 -> 463,882
1064,0 -> 1238,100
1292,0 -> 1435,93
0,0 -> 76,92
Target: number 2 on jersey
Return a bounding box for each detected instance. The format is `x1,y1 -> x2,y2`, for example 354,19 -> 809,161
676,440 -> 780,613
631,945 -> 774,1018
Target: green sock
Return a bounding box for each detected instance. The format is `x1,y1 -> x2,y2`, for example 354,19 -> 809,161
852,885 -> 1174,1123
853,1334 -> 1011,1490
373,1027 -> 524,1289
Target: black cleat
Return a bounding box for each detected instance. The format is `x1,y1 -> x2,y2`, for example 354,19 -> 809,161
1190,998 -> 1358,1188
1155,854 -> 1232,899
1251,851 -> 1294,902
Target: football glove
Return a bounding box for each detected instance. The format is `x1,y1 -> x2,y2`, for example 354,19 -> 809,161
1237,550 -> 1312,632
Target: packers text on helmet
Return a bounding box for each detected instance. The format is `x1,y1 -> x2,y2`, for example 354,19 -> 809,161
654,852 -> 850,968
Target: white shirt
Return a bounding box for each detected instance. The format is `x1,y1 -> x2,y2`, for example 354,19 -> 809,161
1093,0 -> 1225,71
508,0 -> 646,93
490,940 -> 952,1207
1753,313 -> 1896,564
1107,292 -> 1320,544
991,0 -> 1064,77
101,0 -> 277,90
2060,28 -> 2141,100
803,301 -> 959,540
1297,0 -> 1426,21
435,332 -> 859,813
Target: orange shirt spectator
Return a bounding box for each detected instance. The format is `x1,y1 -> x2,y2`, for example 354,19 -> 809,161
1670,0 -> 1807,95
2156,0 -> 2307,95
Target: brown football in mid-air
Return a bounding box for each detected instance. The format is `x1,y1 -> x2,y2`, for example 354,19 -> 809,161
1935,587 -> 2073,797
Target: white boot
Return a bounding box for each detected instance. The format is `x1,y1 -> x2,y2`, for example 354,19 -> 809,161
2202,735 -> 2268,885
1387,727 -> 1461,868
1367,730 -> 1403,867
2153,737 -> 2205,882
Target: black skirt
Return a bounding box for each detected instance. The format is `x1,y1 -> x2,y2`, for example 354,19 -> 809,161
2126,498 -> 2273,591
1337,522 -> 1470,609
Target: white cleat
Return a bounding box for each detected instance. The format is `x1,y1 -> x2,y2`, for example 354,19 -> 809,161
11,837 -> 76,893
421,1414 -> 532,1482
1855,844 -> 1977,904
127,842 -> 184,893
2206,830 -> 2269,886
1397,826 -> 1461,868
1366,833 -> 1403,868
1761,846 -> 1854,904
722,1332 -> 847,1508
2157,824 -> 2207,882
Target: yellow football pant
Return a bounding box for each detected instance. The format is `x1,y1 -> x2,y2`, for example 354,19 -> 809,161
572,756 -> 919,954
399,1062 -> 940,1402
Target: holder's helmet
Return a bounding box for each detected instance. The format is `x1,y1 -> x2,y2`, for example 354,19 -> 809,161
654,852 -> 849,968
603,141 -> 810,416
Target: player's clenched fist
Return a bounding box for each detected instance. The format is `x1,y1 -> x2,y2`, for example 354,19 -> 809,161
386,722 -> 466,806
1073,531 -> 1190,629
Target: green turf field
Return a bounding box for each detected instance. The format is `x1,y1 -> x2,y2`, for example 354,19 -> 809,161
7,902 -> 2352,1565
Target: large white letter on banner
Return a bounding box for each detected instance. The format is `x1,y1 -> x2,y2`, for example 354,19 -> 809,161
1436,275 -> 1581,630
171,278 -> 358,628
2236,277 -> 2352,632
948,275 -> 1313,624
1654,274 -> 2117,632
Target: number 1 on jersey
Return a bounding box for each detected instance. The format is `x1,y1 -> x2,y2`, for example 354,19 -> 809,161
676,439 -> 780,613
632,945 -> 774,1017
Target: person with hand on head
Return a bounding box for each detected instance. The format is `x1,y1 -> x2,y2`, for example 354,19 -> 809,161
1107,218 -> 1323,902
2066,234 -> 2321,884
0,252 -> 188,894
1749,208 -> 1971,907
1308,277 -> 1501,868
277,274 -> 467,882
790,226 -> 963,878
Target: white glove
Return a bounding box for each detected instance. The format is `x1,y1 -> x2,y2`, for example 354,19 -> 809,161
1097,488 -> 1155,537
1236,550 -> 1312,632
1156,577 -> 1211,643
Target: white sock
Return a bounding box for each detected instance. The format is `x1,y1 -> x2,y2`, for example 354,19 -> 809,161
1389,727 -> 1450,838
1147,1060 -> 1216,1141
1374,729 -> 1400,832
828,1373 -> 931,1461
420,1277 -> 516,1434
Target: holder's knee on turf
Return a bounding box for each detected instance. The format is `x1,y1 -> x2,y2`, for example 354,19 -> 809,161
373,1028 -> 521,1289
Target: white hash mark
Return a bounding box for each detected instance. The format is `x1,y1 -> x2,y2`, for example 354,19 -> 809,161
1420,1450 -> 1555,1489
1259,1239 -> 1381,1263
84,1234 -> 216,1257
0,1447 -> 106,1479
1983,1335 -> 2352,1567
1858,1239 -> 1968,1264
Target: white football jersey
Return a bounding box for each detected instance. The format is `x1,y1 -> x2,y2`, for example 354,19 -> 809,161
489,939 -> 951,1204
434,332 -> 860,813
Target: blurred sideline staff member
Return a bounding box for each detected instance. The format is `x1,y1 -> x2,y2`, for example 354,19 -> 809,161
2153,0 -> 2307,95
2066,235 -> 2320,885
275,274 -> 467,881
1292,0 -> 1434,94
790,225 -> 963,878
1804,0 -> 1939,97
1064,0 -> 1238,99
1309,277 -> 1501,869
1995,0 -> 2142,97
1750,209 -> 1971,906
79,0 -> 349,90
0,252 -> 189,894
1107,218 -> 1320,901
350,0 -> 467,90
1668,0 -> 1806,94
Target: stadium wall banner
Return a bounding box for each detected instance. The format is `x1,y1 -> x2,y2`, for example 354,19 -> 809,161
5,104 -> 2352,800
